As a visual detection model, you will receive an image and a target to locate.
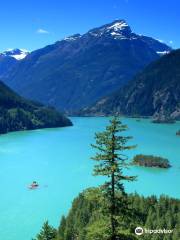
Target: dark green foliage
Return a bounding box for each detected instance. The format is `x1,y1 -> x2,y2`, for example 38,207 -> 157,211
59,191 -> 101,240
0,81 -> 72,134
58,216 -> 66,240
34,221 -> 57,240
132,154 -> 171,168
81,49 -> 180,121
91,117 -> 136,239
58,189 -> 180,240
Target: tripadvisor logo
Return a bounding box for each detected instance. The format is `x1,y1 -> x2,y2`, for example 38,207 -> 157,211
135,227 -> 144,235
135,227 -> 173,235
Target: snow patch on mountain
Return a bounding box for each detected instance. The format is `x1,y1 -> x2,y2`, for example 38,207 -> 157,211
1,49 -> 29,60
156,51 -> 170,56
64,34 -> 81,41
107,21 -> 129,31
87,20 -> 133,40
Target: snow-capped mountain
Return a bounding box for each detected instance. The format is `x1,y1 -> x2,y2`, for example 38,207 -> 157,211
85,20 -> 171,52
87,19 -> 132,39
0,49 -> 29,78
3,19 -> 172,112
0,48 -> 29,60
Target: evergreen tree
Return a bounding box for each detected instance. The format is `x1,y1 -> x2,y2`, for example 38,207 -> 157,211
91,117 -> 136,240
34,221 -> 57,240
58,216 -> 66,240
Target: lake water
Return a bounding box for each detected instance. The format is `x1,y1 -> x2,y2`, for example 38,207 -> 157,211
0,117 -> 180,240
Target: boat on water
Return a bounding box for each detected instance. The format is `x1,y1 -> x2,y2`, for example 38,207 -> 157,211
28,181 -> 39,190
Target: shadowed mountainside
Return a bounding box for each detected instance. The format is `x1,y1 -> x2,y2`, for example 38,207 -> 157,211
0,81 -> 72,134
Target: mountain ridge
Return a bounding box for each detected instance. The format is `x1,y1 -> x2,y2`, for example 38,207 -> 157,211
79,49 -> 180,122
2,19 -> 171,112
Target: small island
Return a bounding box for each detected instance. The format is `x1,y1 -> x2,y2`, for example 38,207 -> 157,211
176,130 -> 180,136
132,154 -> 171,168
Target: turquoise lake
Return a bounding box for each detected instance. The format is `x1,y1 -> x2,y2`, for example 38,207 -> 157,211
0,117 -> 180,240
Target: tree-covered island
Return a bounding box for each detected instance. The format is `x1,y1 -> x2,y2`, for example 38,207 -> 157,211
132,154 -> 171,168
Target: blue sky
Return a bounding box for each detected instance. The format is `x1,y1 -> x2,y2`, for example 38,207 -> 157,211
0,0 -> 179,52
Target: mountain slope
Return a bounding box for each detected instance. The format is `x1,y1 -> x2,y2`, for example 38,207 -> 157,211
80,49 -> 180,121
3,20 -> 171,112
0,81 -> 72,134
0,56 -> 17,79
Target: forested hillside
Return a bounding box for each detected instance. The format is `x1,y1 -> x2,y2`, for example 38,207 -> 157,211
57,188 -> 180,240
34,188 -> 180,240
80,50 -> 180,122
0,81 -> 72,134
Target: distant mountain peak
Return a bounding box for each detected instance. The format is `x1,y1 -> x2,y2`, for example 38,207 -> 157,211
87,19 -> 132,39
0,48 -> 29,60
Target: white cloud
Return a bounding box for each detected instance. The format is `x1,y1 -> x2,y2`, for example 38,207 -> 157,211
169,40 -> 173,44
36,28 -> 49,34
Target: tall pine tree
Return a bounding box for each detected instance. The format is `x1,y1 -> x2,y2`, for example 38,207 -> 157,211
33,221 -> 57,240
91,117 -> 136,240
